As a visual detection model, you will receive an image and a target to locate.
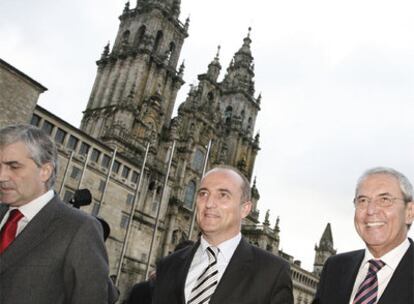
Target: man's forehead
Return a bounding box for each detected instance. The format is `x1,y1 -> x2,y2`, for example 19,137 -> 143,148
0,141 -> 31,159
201,169 -> 243,188
357,174 -> 400,192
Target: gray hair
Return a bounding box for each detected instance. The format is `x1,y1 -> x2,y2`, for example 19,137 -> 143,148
205,165 -> 251,202
0,124 -> 58,189
355,167 -> 413,203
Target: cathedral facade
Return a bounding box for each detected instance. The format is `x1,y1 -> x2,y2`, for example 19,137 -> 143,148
0,1 -> 336,303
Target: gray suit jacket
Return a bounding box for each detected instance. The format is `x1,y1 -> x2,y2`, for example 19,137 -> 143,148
0,195 -> 118,304
153,237 -> 293,304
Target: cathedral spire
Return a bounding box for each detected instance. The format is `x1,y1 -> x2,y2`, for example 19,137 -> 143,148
214,45 -> 220,61
206,45 -> 222,82
123,1 -> 130,14
239,27 -> 252,57
263,209 -> 270,226
100,41 -> 110,59
274,216 -> 280,233
313,223 -> 336,276
222,28 -> 255,96
232,27 -> 253,67
318,223 -> 334,250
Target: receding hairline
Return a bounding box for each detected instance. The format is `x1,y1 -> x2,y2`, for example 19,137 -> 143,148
204,167 -> 244,182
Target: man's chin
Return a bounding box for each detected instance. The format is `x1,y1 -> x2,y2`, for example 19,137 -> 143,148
199,223 -> 218,233
0,196 -> 19,206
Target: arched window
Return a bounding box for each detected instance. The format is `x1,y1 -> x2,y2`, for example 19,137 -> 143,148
168,42 -> 176,64
122,30 -> 130,41
189,123 -> 195,135
134,25 -> 146,48
121,30 -> 130,46
240,110 -> 245,123
184,180 -> 196,209
192,148 -> 205,172
225,106 -> 233,124
153,30 -> 163,53
207,91 -> 214,103
247,117 -> 252,130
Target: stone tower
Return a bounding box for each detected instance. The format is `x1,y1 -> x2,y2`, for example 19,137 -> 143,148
81,0 -> 188,159
168,30 -> 262,227
313,223 -> 336,276
77,0 -> 263,288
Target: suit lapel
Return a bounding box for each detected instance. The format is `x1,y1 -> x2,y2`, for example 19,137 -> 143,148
0,196 -> 62,275
378,240 -> 414,304
340,251 -> 364,304
0,203 -> 9,222
210,238 -> 253,304
176,241 -> 200,304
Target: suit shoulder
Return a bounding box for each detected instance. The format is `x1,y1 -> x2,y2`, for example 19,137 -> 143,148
326,249 -> 364,262
53,197 -> 95,220
159,244 -> 194,264
249,243 -> 290,268
50,197 -> 102,232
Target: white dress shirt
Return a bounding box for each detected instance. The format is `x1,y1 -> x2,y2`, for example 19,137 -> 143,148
184,233 -> 242,302
349,238 -> 410,303
0,190 -> 54,236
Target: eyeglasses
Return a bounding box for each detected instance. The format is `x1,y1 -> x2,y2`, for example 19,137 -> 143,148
353,195 -> 405,210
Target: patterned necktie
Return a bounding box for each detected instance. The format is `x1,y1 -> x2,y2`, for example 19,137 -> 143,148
187,246 -> 219,304
353,259 -> 386,304
0,209 -> 23,254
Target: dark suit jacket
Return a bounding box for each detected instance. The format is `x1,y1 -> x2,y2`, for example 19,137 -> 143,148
312,239 -> 414,304
153,237 -> 293,304
0,195 -> 118,304
124,279 -> 154,304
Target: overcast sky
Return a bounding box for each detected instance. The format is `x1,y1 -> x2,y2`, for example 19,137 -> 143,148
2,0 -> 414,271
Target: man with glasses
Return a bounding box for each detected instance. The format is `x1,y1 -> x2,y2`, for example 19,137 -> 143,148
313,167 -> 414,304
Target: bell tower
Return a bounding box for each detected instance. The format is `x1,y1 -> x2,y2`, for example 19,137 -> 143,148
313,223 -> 336,276
218,27 -> 261,180
81,0 -> 188,156
167,30 -> 262,226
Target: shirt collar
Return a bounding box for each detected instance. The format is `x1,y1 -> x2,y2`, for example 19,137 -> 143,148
363,238 -> 410,270
200,233 -> 242,263
14,190 -> 54,221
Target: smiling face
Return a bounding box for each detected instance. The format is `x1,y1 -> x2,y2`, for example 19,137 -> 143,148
354,173 -> 414,257
196,168 -> 251,246
0,141 -> 52,207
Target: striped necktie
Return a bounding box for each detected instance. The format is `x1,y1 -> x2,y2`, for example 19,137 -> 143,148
187,246 -> 219,304
353,259 -> 386,304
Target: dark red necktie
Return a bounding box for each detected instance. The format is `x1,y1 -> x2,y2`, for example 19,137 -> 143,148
0,209 -> 23,253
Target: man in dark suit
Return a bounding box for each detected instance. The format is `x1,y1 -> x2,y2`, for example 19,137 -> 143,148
153,166 -> 293,304
125,240 -> 194,304
0,124 -> 118,304
313,167 -> 414,304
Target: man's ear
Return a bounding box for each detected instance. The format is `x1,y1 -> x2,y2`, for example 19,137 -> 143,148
39,162 -> 53,184
241,201 -> 252,219
406,201 -> 414,225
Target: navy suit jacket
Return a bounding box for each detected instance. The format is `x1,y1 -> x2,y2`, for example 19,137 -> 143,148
153,237 -> 293,304
312,239 -> 414,304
